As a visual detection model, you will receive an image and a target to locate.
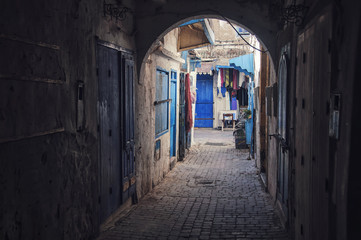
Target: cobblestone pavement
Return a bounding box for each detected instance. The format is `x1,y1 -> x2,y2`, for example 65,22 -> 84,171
98,129 -> 290,240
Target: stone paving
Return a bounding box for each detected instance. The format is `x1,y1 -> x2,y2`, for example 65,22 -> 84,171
98,129 -> 290,240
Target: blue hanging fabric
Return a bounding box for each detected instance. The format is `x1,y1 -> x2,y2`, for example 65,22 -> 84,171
221,86 -> 227,97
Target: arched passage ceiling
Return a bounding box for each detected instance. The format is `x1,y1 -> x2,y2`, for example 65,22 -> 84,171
135,0 -> 280,75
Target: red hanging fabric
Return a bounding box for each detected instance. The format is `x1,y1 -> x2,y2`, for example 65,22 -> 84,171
185,73 -> 193,133
233,70 -> 238,90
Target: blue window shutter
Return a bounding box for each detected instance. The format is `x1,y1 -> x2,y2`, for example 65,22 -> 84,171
155,69 -> 170,137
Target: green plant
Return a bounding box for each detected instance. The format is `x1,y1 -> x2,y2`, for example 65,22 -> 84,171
243,109 -> 252,119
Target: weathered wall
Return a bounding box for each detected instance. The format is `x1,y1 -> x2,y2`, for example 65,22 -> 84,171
136,29 -> 181,196
0,0 -> 135,239
195,19 -> 254,61
330,1 -> 361,239
266,64 -> 278,200
253,40 -> 262,169
1,0 -> 360,240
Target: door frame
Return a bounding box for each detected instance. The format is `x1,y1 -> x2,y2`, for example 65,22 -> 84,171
96,39 -> 134,223
194,73 -> 214,128
277,49 -> 290,217
170,70 -> 177,157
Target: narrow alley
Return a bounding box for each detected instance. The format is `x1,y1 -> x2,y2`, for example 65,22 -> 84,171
98,129 -> 289,240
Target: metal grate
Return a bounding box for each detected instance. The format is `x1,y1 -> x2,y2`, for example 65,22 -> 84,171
205,142 -> 226,146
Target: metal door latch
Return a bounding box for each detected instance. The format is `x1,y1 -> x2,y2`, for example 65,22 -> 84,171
269,133 -> 289,153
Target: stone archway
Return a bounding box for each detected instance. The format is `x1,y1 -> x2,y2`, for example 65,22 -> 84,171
133,1 -> 279,200
134,0 -> 280,75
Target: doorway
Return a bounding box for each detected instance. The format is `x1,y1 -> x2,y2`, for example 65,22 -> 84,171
170,70 -> 177,157
97,42 -> 135,223
195,73 -> 214,128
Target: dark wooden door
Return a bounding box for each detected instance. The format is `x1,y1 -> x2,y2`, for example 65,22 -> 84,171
277,51 -> 289,215
97,44 -> 122,222
121,53 -> 136,202
178,73 -> 186,160
97,44 -> 135,223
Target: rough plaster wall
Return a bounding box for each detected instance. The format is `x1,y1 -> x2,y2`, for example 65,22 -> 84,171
0,0 -> 135,239
151,54 -> 178,187
196,19 -> 254,60
135,58 -> 154,199
210,18 -> 252,43
138,31 -> 181,192
163,28 -> 180,55
253,43 -> 262,169
267,65 -> 278,200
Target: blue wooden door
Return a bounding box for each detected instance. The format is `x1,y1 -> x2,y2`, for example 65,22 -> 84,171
170,71 -> 177,157
97,44 -> 122,222
195,74 -> 213,128
121,53 -> 136,203
97,44 -> 135,223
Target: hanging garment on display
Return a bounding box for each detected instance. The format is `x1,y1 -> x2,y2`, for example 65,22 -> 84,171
229,69 -> 233,88
217,69 -> 221,91
221,86 -> 227,97
237,88 -> 248,106
221,68 -> 224,87
233,70 -> 238,90
185,73 -> 193,133
224,69 -> 229,87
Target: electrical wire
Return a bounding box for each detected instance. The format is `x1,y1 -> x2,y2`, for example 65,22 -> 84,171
220,15 -> 268,53
205,9 -> 268,53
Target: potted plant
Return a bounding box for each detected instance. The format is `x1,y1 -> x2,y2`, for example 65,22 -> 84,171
243,109 -> 252,119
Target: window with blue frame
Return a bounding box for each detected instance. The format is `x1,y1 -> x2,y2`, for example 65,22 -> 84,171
155,68 -> 170,137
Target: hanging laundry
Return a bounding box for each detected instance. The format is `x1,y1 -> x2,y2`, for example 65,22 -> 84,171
185,73 -> 193,133
238,72 -> 245,88
242,76 -> 249,90
224,69 -> 229,87
228,87 -> 233,109
220,68 -> 224,87
233,70 -> 238,90
229,69 -> 233,88
237,88 -> 248,106
217,69 -> 221,91
221,86 -> 227,97
231,96 -> 238,110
